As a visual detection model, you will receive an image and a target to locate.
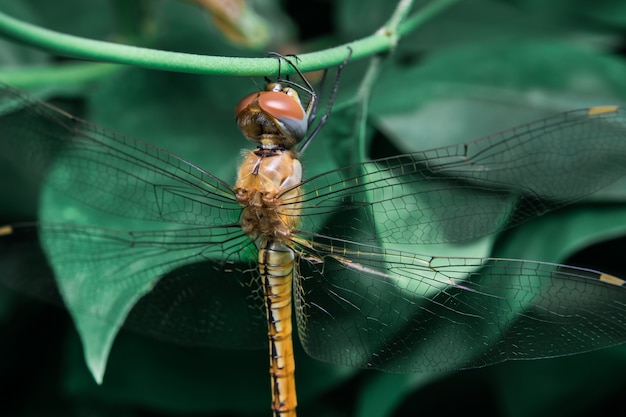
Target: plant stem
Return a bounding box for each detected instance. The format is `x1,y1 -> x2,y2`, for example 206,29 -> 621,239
0,62 -> 121,88
380,0 -> 416,47
352,0 -> 427,163
0,10 -> 388,76
0,0 -> 461,77
0,0 -> 458,76
355,54 -> 383,164
399,0 -> 463,36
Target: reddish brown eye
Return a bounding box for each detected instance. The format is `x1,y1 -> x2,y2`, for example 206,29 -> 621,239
235,92 -> 260,117
258,91 -> 306,123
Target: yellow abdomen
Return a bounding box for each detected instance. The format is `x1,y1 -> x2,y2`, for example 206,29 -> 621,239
259,239 -> 297,416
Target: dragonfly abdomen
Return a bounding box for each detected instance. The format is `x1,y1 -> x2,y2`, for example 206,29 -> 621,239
259,239 -> 297,417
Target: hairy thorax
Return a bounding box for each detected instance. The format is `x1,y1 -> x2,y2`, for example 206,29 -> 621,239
234,147 -> 302,240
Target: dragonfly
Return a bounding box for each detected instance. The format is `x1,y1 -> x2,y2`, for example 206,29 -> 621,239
2,58 -> 626,416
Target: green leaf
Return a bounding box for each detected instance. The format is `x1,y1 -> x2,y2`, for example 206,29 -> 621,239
493,204 -> 626,263
372,40 -> 626,153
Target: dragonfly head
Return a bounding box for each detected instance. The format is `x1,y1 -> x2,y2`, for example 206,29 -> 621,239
235,82 -> 309,150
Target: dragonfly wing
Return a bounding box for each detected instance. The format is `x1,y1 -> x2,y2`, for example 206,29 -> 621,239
0,83 -> 240,226
0,223 -> 267,349
293,107 -> 626,245
292,233 -> 626,372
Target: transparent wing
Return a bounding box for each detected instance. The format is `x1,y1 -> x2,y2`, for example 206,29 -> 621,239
2,83 -> 626,366
0,223 -> 267,348
0,83 -> 266,347
0,83 -> 240,226
289,107 -> 626,244
292,232 -> 626,372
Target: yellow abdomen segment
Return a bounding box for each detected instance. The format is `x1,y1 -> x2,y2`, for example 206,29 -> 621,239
259,239 -> 297,417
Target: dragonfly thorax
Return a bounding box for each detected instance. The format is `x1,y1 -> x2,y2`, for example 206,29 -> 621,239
235,82 -> 308,150
234,147 -> 303,240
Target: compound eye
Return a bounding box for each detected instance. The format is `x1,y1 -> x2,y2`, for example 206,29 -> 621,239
258,91 -> 308,141
257,91 -> 306,123
234,92 -> 260,117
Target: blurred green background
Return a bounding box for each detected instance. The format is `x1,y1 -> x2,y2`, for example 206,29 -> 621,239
1,0 -> 626,416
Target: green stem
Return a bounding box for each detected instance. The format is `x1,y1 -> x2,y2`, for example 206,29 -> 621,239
381,0 -> 416,47
355,54 -> 383,163
0,0 -> 461,77
350,0 -> 461,163
399,0 -> 463,36
0,10 -> 388,76
0,62 -> 121,88
352,0 -> 419,163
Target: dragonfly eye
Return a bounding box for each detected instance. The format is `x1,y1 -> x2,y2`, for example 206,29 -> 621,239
235,85 -> 309,149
